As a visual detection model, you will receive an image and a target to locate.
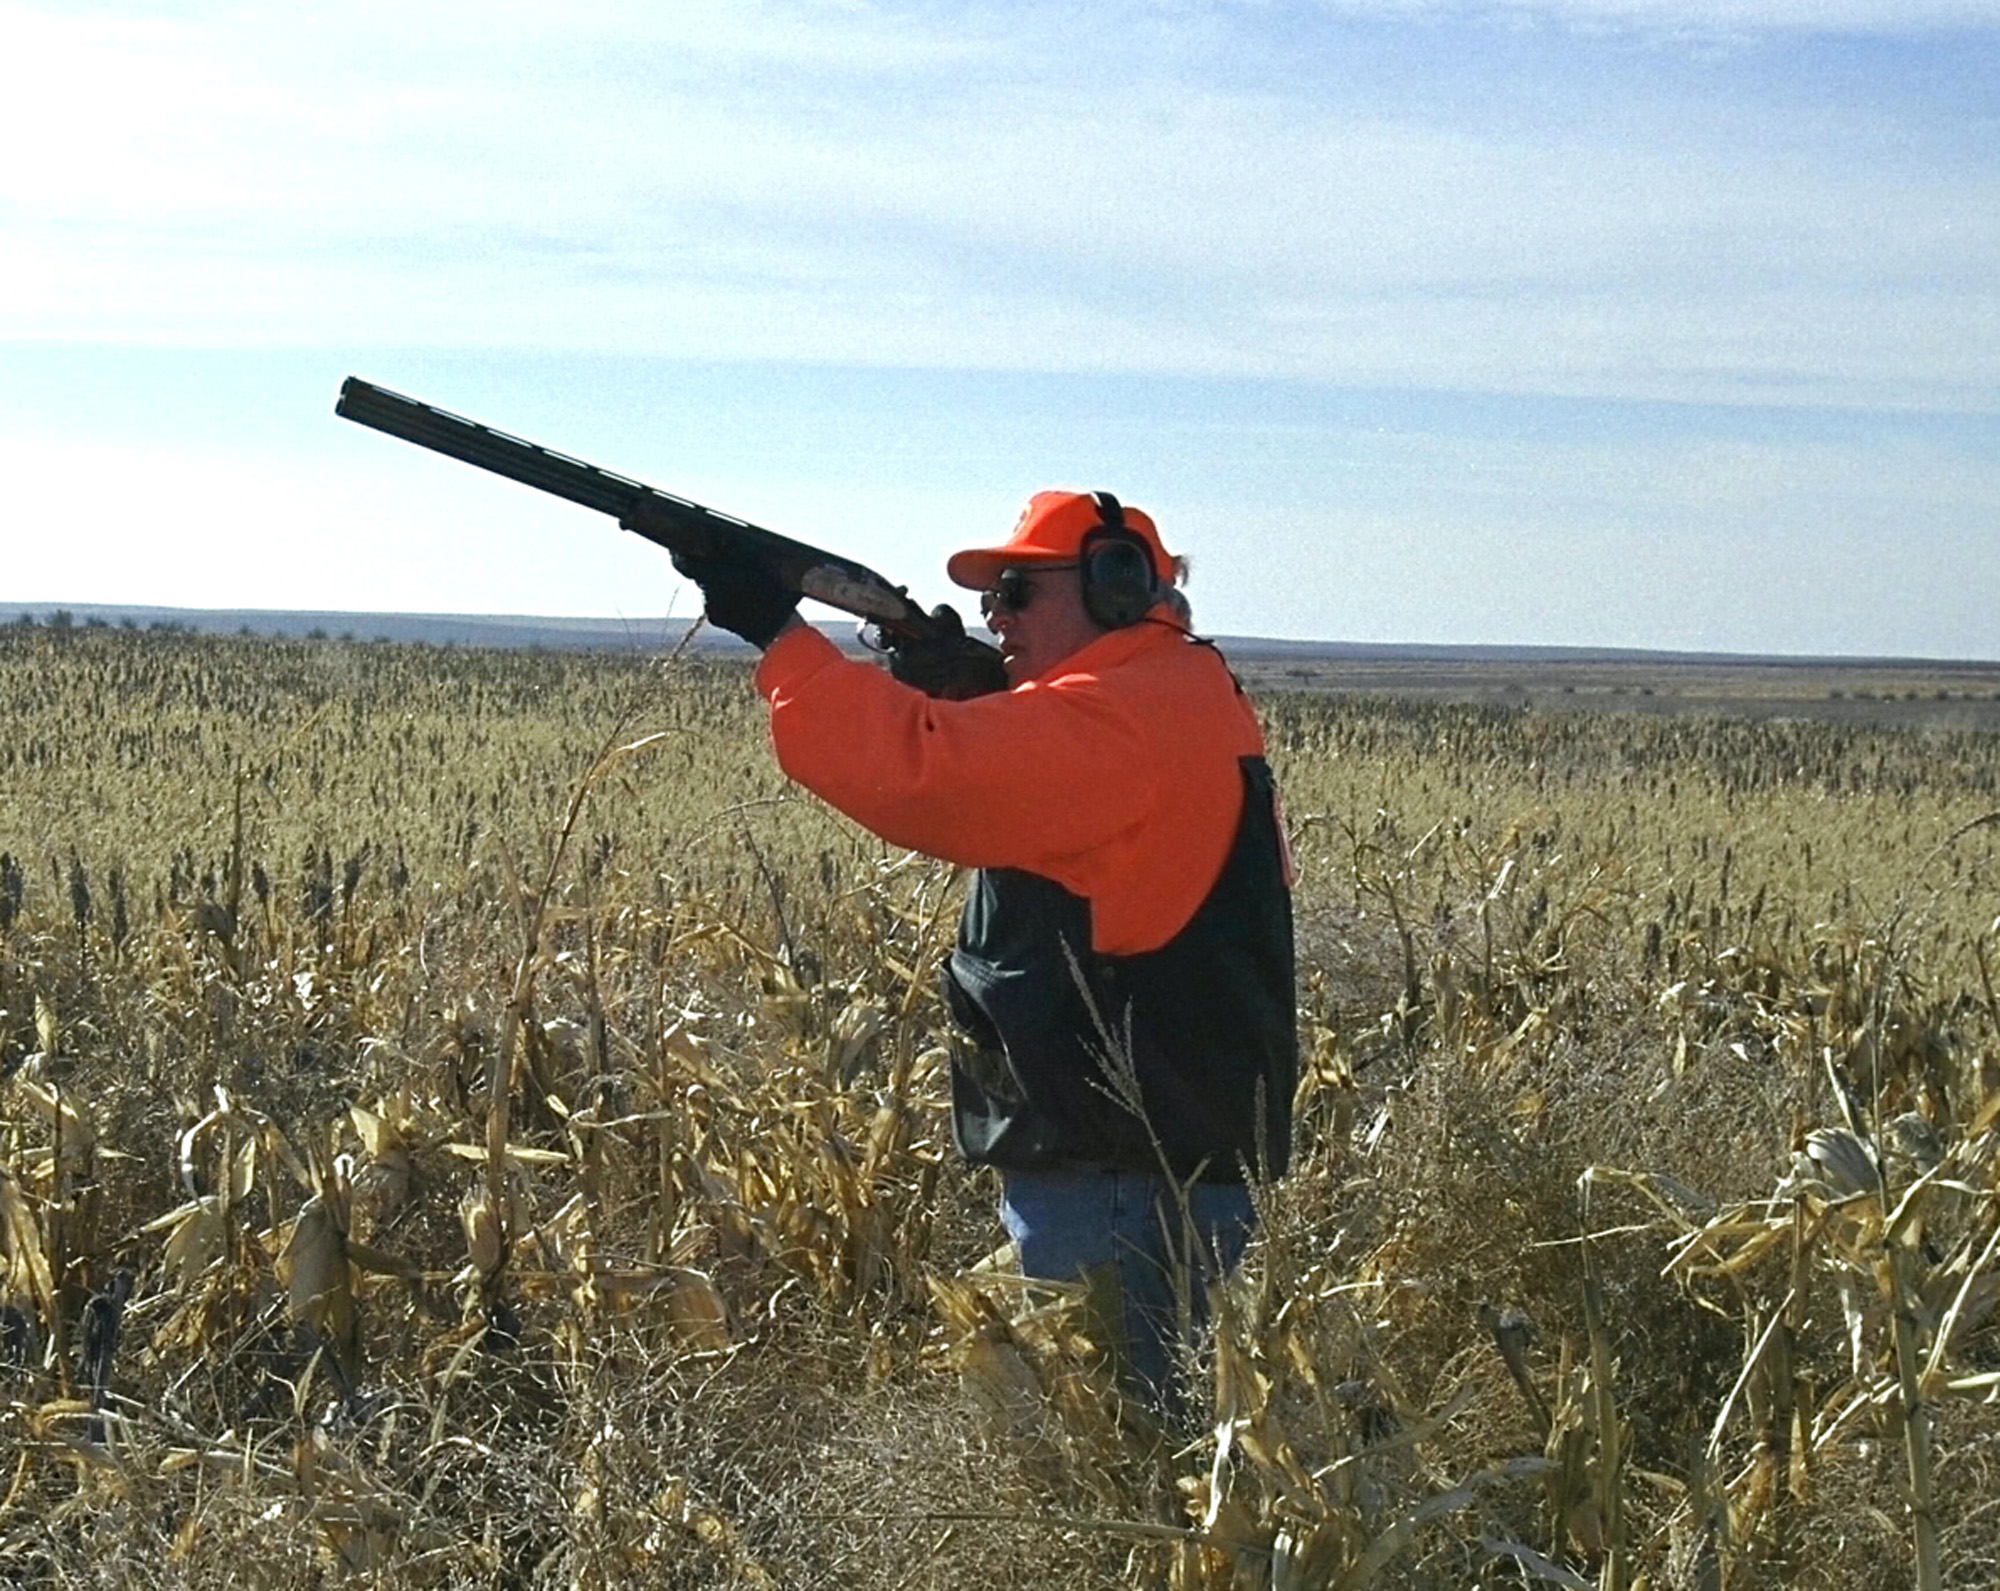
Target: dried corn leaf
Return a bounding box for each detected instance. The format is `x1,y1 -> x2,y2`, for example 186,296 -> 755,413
14,1079 -> 95,1175
1335,1484 -> 1480,1589
665,1268 -> 730,1351
442,1141 -> 570,1166
959,1331 -> 1046,1439
229,1135 -> 257,1203
0,1165 -> 56,1325
176,1111 -> 219,1198
349,1148 -> 411,1243
157,1195 -> 227,1286
280,1195 -> 356,1360
1480,1533 -> 1592,1589
460,1185 -> 504,1277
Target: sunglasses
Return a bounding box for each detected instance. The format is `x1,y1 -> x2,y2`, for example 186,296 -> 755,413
980,563 -> 1078,618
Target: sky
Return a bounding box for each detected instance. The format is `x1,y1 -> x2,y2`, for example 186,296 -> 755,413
2,0 -> 1996,659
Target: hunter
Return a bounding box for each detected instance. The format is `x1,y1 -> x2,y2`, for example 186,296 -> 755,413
676,489 -> 1297,1413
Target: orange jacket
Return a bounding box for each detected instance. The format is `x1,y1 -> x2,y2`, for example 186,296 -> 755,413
753,617 -> 1269,956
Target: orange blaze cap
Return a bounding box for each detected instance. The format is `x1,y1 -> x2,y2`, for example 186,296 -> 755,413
946,490 -> 1175,592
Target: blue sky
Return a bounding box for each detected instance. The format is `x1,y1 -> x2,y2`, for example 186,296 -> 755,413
3,0 -> 1996,657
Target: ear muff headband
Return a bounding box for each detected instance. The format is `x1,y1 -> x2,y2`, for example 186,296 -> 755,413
1079,491 -> 1160,629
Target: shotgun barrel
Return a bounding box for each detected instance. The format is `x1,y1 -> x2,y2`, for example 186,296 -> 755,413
334,377 -> 943,641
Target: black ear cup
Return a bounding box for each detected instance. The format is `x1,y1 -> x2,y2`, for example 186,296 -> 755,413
1079,492 -> 1159,629
1081,537 -> 1158,628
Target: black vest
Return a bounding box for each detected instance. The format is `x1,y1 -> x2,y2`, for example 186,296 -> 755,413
942,756 -> 1295,1182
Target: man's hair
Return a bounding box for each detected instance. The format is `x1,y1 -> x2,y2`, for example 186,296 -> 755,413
1161,557 -> 1192,626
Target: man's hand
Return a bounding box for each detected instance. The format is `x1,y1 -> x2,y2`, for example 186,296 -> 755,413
888,605 -> 1010,700
672,551 -> 799,650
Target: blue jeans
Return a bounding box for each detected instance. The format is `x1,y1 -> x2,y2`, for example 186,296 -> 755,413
1001,1165 -> 1255,1417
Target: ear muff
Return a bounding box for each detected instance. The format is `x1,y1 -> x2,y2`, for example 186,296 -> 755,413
1079,491 -> 1160,629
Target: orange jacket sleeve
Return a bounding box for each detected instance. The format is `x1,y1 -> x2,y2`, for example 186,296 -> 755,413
752,622 -> 1267,956
752,625 -> 1159,873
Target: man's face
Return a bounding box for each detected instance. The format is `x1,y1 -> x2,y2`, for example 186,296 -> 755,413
982,562 -> 1104,686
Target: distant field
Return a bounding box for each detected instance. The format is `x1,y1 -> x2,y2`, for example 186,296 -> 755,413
1234,652 -> 2000,730
21,603 -> 1999,735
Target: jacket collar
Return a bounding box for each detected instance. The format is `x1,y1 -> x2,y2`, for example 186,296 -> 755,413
1028,608 -> 1187,685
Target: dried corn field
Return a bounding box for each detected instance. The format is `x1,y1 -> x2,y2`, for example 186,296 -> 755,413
3,624 -> 1999,1590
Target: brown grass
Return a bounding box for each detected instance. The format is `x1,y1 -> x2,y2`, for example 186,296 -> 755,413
2,623 -> 1998,1587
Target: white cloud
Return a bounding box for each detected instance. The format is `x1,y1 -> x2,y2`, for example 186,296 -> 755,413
2,0 -> 1995,415
1305,0 -> 2000,33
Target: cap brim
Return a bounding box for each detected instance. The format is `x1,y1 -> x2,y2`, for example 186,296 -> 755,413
945,545 -> 1078,591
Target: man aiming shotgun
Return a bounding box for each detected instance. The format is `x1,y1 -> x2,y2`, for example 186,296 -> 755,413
338,380 -> 1297,1416
333,377 -> 1006,697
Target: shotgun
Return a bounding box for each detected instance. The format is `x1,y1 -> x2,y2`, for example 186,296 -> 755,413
334,377 -> 1005,692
